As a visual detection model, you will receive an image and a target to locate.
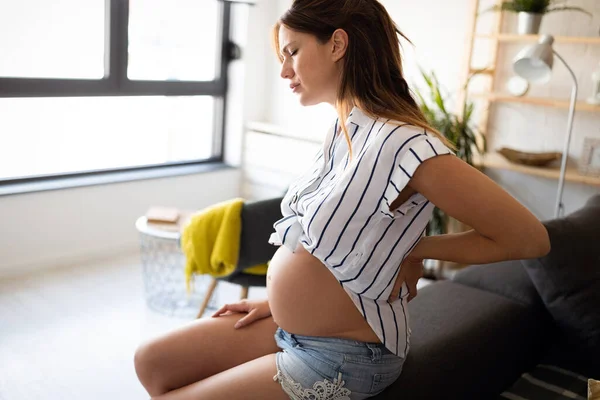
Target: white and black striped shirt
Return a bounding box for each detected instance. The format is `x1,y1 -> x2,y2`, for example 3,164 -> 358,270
269,106 -> 455,358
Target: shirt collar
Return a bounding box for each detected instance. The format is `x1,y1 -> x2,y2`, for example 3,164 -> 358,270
326,106 -> 374,153
347,106 -> 375,128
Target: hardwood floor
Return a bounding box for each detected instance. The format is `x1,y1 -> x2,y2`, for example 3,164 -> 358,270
0,254 -> 267,400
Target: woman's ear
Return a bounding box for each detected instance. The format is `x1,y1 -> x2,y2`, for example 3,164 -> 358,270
330,28 -> 348,62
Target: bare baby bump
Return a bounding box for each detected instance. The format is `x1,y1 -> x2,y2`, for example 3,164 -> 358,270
267,243 -> 380,343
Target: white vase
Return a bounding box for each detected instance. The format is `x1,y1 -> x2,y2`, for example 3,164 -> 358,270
517,12 -> 543,35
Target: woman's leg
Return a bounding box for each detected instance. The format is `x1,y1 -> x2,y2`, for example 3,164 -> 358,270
151,354 -> 289,400
134,313 -> 280,397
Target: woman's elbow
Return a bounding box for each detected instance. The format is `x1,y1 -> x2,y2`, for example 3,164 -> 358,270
538,226 -> 551,257
504,222 -> 551,260
525,223 -> 551,259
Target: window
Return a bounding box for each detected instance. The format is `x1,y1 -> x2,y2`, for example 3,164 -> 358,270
0,0 -> 234,184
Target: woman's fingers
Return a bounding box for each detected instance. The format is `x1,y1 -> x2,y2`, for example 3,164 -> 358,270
211,302 -> 248,317
211,305 -> 230,317
407,282 -> 418,302
234,310 -> 257,329
388,270 -> 405,303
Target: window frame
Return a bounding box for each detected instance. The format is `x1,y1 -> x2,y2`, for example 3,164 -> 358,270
0,0 -> 236,190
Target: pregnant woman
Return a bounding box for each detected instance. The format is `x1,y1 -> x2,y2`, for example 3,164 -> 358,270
134,0 -> 551,398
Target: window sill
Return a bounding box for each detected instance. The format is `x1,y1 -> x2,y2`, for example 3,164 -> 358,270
0,162 -> 235,197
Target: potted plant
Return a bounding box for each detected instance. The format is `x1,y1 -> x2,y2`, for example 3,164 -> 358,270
484,0 -> 592,35
415,69 -> 487,277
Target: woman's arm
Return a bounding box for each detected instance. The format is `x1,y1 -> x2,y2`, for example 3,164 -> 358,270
407,155 -> 551,264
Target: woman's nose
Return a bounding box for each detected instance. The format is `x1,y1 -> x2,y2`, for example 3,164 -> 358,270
280,62 -> 294,80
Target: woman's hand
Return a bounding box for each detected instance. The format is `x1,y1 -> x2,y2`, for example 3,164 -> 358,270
388,255 -> 424,303
211,298 -> 272,329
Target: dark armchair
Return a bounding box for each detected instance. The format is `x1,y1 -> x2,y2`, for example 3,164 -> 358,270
195,197 -> 284,318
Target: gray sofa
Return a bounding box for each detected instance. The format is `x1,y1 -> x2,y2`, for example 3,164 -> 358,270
238,194 -> 600,399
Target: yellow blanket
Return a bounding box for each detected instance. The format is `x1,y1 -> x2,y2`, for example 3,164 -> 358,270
181,197 -> 269,294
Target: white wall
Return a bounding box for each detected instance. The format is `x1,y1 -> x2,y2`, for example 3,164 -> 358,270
241,0 -> 278,124
380,0 -> 472,95
225,0 -> 277,167
0,169 -> 240,278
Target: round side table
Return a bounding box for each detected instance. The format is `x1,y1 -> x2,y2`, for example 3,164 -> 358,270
135,216 -> 218,318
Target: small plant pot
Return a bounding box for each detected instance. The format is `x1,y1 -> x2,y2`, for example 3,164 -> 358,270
517,12 -> 543,34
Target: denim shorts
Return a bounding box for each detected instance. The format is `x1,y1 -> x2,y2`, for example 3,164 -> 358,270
272,327 -> 404,400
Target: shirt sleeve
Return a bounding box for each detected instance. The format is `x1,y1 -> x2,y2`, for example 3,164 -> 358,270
380,130 -> 455,218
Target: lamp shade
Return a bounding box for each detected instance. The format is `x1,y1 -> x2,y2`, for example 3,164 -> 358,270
513,34 -> 555,84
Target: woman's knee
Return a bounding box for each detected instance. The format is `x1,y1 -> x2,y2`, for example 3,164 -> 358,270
134,340 -> 168,396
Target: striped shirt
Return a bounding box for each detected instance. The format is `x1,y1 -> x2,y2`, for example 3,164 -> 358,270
268,106 -> 455,358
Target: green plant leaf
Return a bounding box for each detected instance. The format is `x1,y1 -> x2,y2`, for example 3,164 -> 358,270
478,4 -> 503,14
479,1 -> 521,14
464,101 -> 475,122
430,72 -> 449,116
416,67 -> 486,167
427,206 -> 448,236
420,68 -> 434,90
479,0 -> 590,14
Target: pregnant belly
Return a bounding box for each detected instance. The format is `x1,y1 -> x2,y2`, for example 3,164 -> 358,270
267,243 -> 380,343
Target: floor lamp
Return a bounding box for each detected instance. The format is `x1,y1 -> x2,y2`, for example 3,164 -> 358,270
512,34 -> 578,218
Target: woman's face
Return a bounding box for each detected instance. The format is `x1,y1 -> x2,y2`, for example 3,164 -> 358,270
278,25 -> 344,106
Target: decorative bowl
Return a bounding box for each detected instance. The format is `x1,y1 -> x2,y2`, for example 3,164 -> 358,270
498,147 -> 562,167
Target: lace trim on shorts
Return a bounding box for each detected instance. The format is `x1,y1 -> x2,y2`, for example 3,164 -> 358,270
273,369 -> 351,400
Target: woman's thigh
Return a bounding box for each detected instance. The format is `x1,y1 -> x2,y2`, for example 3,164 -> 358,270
134,313 -> 280,396
152,354 -> 289,400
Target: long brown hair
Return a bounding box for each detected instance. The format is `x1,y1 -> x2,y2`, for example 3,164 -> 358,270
272,0 -> 456,161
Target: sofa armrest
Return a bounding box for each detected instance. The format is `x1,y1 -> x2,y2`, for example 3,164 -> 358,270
451,260 -> 544,308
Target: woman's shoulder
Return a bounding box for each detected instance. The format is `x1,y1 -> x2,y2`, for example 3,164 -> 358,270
369,118 -> 428,146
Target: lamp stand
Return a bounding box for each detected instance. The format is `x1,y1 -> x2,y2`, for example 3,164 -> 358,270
552,50 -> 578,219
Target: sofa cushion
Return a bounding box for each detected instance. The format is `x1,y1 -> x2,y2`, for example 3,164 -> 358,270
521,195 -> 600,377
452,259 -> 543,308
373,281 -> 555,399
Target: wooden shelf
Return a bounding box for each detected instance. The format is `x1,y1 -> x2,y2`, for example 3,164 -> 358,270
470,92 -> 600,112
464,5 -> 600,190
475,152 -> 600,186
476,34 -> 600,45
469,67 -> 495,74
